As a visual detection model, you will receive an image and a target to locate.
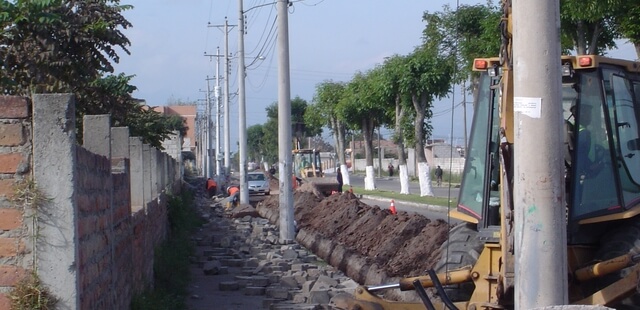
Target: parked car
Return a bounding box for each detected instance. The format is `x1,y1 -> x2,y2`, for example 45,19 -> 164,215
247,172 -> 270,195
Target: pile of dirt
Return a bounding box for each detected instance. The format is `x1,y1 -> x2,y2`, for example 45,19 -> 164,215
257,182 -> 451,279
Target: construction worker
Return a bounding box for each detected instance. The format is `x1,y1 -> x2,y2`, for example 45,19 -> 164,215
206,178 -> 217,198
226,185 -> 240,209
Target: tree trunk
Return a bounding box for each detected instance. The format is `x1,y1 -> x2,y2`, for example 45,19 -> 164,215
394,95 -> 410,194
587,23 -> 601,55
336,119 -> 350,185
412,93 -> 434,197
576,21 -> 587,55
635,43 -> 640,60
362,118 -> 376,190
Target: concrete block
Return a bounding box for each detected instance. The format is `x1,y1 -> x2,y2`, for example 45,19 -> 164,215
316,275 -> 338,288
219,281 -> 240,291
308,290 -> 331,304
262,298 -> 285,309
243,286 -> 265,296
280,276 -> 299,288
252,276 -> 269,287
302,280 -> 316,293
291,263 -> 309,272
336,279 -> 359,290
202,260 -> 222,275
266,287 -> 290,299
267,273 -> 281,284
282,249 -> 298,260
245,257 -> 260,268
292,293 -> 308,304
234,276 -> 252,288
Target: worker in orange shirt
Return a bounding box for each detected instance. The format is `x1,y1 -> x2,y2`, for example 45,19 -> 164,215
227,185 -> 240,208
206,178 -> 217,198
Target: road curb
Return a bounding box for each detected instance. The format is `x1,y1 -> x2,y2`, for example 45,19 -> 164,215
360,194 -> 450,214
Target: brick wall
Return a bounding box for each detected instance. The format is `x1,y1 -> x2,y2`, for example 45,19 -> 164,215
0,95 -> 182,310
0,97 -> 31,310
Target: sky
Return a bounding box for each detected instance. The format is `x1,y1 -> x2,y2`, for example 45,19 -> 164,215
113,0 -> 638,151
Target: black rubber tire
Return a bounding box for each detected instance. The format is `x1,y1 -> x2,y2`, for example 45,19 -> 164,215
434,222 -> 484,302
585,220 -> 640,308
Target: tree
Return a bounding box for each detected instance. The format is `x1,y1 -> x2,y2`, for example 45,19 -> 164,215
422,3 -> 501,85
400,46 -> 454,196
0,0 -> 132,94
0,0 -> 185,148
560,0 -> 619,55
247,124 -> 265,163
259,96 -> 321,164
612,0 -> 640,58
338,69 -> 391,190
307,81 -> 350,175
379,55 -> 414,194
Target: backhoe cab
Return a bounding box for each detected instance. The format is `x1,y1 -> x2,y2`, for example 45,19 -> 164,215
292,148 -> 340,195
334,55 -> 640,309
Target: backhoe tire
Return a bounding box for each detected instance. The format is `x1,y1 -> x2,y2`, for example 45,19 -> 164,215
434,222 -> 483,302
586,220 -> 640,309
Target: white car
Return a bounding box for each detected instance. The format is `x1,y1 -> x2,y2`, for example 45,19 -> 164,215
247,172 -> 270,195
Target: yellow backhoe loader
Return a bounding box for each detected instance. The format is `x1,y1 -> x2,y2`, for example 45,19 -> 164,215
331,7 -> 640,310
292,148 -> 340,195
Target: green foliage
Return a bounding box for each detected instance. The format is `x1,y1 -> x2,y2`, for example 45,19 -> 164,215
257,96 -> 322,163
0,0 -> 132,94
0,1 -> 184,149
131,189 -> 204,310
422,3 -> 501,82
247,124 -> 265,162
560,0 -> 620,54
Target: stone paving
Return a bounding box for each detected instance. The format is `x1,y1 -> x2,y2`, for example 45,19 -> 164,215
186,199 -> 357,309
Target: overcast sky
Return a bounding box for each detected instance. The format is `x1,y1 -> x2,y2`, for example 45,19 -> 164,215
113,0 -> 638,150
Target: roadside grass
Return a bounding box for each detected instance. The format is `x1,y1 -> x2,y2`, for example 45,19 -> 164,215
131,189 -> 205,310
349,186 -> 458,208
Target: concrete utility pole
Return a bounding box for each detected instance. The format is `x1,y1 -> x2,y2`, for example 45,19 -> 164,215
237,0 -> 249,204
277,0 -> 295,242
215,47 -> 222,179
224,19 -> 234,179
205,76 -> 212,179
208,19 -> 236,179
512,0 -> 567,308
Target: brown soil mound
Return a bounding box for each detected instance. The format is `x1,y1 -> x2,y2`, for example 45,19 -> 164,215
257,184 -> 451,279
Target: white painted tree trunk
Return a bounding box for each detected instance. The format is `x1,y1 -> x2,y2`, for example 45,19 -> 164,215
399,164 -> 410,194
340,164 -> 350,185
418,162 -> 434,196
364,165 -> 376,190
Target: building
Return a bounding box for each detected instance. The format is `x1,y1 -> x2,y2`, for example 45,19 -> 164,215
153,105 -> 197,153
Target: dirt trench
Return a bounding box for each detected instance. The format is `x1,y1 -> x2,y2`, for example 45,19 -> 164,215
256,181 -> 452,301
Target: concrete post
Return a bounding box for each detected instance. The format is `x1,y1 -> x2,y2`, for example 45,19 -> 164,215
276,0 -> 295,242
142,144 -> 151,207
238,0 -> 249,204
111,127 -> 130,173
513,0 -> 567,307
32,94 -> 80,309
83,114 -> 111,157
150,148 -> 158,197
129,137 -> 144,212
224,18 -> 232,177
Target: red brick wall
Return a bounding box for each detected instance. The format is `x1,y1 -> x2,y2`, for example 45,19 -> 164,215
0,97 -> 31,310
0,95 -> 176,309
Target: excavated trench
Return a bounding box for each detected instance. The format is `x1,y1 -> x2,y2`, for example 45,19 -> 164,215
255,182 -> 452,302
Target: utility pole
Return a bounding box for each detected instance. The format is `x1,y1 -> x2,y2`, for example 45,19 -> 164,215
205,77 -> 212,179
277,0 -> 295,242
215,47 -> 222,180
208,19 -> 236,180
237,0 -> 249,204
512,0 -> 567,308
224,19 -> 234,179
